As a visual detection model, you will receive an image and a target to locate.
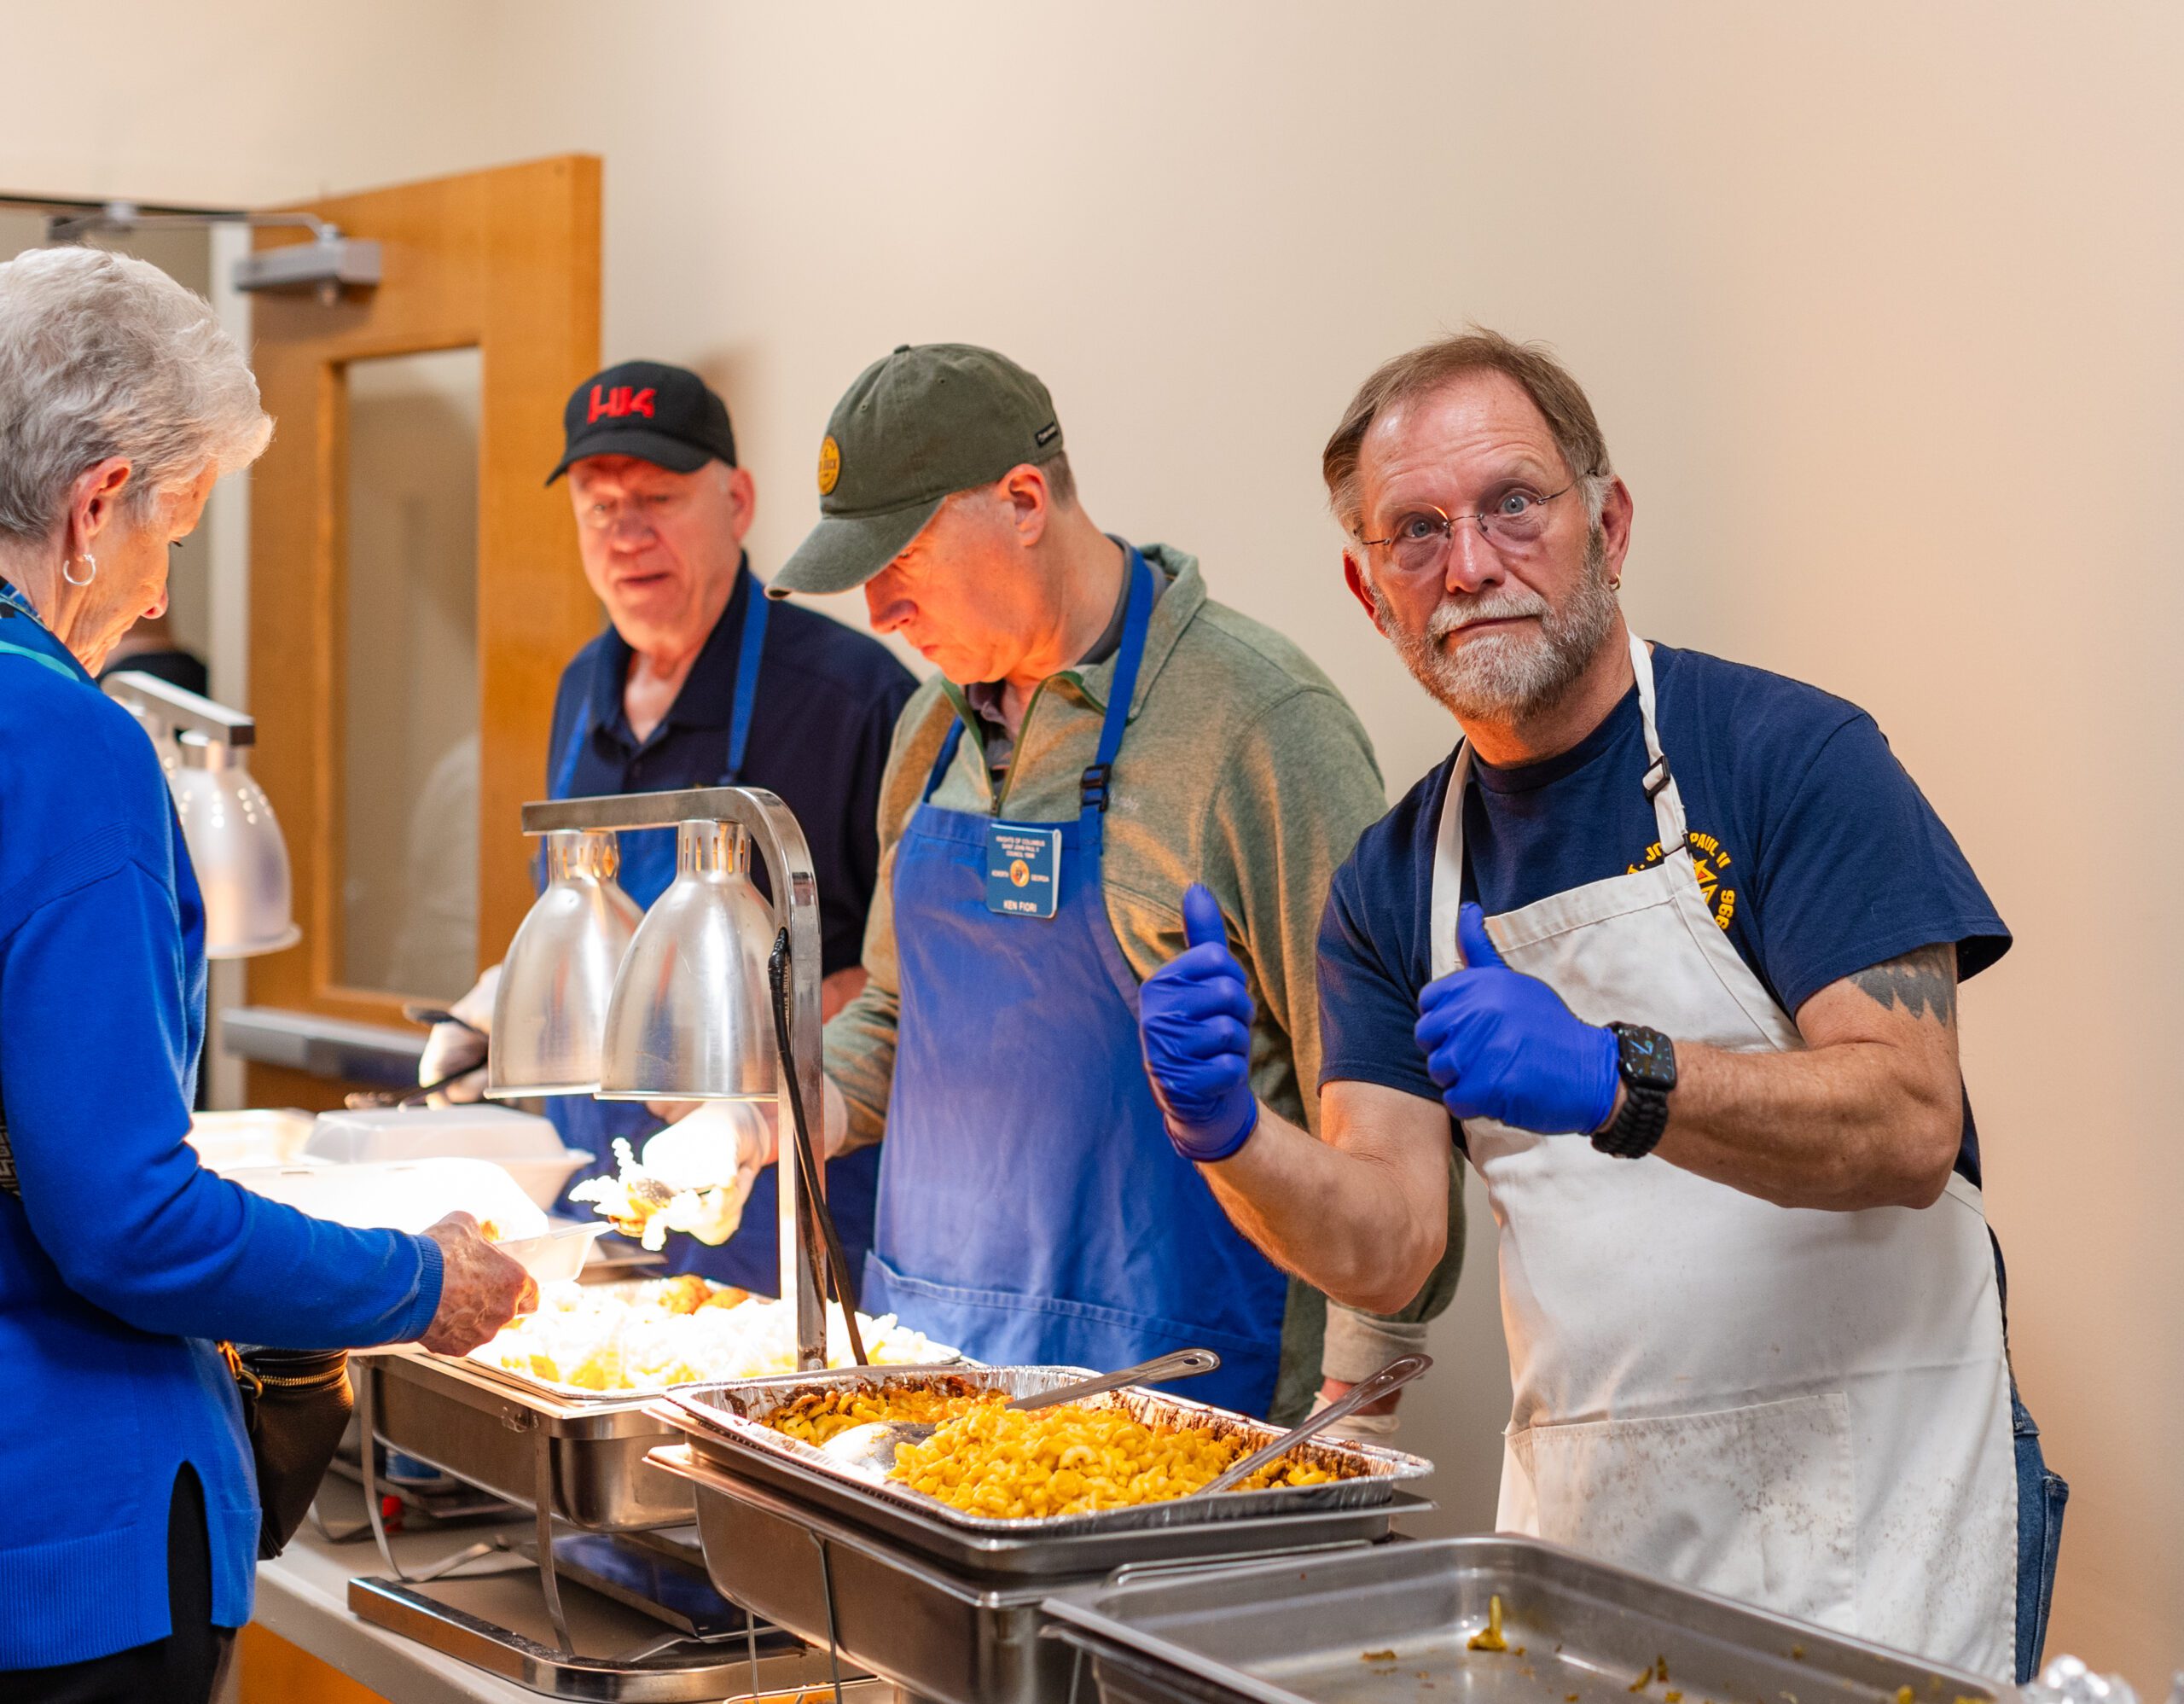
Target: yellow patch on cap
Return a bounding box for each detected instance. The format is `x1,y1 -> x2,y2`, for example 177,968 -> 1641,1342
816,434 -> 841,497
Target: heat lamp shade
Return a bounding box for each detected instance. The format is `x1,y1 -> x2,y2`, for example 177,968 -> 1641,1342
168,744 -> 300,959
595,821 -> 779,1102
487,830 -> 642,1097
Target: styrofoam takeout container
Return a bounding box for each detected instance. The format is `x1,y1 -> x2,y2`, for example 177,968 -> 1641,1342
188,1108 -> 317,1175
224,1156 -> 549,1241
493,1222 -> 609,1282
305,1106 -> 590,1209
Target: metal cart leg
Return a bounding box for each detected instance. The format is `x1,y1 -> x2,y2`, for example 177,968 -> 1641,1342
806,1527 -> 847,1704
357,1360 -> 411,1582
531,1423 -> 573,1651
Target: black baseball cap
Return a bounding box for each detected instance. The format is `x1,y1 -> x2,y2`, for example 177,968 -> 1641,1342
773,343 -> 1065,596
545,360 -> 737,485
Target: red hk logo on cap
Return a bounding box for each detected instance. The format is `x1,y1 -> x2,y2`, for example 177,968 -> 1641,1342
588,384 -> 657,423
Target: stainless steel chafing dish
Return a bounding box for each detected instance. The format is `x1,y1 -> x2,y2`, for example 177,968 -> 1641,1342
351,1275 -> 929,1531
346,1343 -> 702,1674
648,1442 -> 1429,1704
657,1364 -> 1433,1559
1040,1534 -> 2010,1704
642,1365 -> 1438,1704
346,1346 -> 898,1699
353,1345 -> 694,1532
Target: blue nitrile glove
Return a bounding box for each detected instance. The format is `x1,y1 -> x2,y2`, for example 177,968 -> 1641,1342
1138,883 -> 1262,1161
1413,903 -> 1620,1136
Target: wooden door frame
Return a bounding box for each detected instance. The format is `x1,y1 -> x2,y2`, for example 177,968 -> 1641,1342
246,155 -> 601,1080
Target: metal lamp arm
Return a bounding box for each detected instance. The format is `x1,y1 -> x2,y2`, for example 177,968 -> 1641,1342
102,671 -> 255,746
520,785 -> 830,1369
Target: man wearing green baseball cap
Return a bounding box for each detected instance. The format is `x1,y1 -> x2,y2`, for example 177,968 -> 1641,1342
774,343 -> 1461,1426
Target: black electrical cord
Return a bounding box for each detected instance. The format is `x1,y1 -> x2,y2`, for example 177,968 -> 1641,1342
769,929 -> 868,1366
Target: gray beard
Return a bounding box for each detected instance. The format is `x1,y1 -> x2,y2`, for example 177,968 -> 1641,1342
1375,527 -> 1620,722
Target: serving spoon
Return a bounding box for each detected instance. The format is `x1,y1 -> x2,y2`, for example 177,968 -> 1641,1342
818,1347 -> 1222,1475
1193,1351 -> 1432,1496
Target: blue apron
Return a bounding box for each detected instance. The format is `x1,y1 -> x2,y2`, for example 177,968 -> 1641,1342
862,550 -> 1292,1416
545,575 -> 880,1293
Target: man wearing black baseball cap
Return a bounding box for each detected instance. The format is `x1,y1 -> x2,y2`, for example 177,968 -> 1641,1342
778,343 -> 1462,1428
421,360 -> 916,1294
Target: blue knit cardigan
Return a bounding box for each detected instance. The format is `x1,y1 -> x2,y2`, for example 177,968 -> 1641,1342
0,584 -> 443,1667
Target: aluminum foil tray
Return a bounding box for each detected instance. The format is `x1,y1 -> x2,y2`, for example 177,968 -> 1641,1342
1041,1534 -> 2007,1704
654,1439 -> 1430,1585
659,1365 -> 1432,1544
451,1279 -> 953,1404
452,1350 -> 684,1409
453,1277 -> 722,1403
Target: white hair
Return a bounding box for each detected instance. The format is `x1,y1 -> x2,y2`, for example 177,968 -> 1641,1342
0,246 -> 271,544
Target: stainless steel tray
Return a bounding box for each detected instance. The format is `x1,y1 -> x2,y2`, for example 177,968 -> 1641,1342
649,1442 -> 1414,1704
356,1346 -> 691,1531
650,1438 -> 1428,1582
659,1365 -> 1432,1545
1040,1534 -> 2009,1704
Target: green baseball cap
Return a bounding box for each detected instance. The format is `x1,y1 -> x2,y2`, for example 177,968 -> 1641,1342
771,342 -> 1066,597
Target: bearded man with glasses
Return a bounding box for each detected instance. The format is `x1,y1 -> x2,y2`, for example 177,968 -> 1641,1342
1135,329 -> 2062,1681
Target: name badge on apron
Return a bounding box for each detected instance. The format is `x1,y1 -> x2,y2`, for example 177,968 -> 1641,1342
985,823 -> 1062,918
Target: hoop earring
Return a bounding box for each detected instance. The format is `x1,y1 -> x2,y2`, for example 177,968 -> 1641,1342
62,550 -> 96,587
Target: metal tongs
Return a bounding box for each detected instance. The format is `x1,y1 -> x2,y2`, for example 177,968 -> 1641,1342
344,1003 -> 485,1109
818,1346 -> 1223,1475
1194,1351 -> 1432,1495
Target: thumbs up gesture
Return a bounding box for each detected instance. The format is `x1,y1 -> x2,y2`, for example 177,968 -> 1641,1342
1414,903 -> 1622,1136
1138,884 -> 1261,1161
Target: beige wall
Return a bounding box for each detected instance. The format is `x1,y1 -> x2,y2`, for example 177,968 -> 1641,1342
3,1 -> 2180,1684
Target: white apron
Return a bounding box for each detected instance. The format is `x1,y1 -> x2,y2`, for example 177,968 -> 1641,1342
1432,632 -> 2017,1676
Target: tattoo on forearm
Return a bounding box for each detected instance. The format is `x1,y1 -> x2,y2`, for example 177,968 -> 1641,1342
1849,944 -> 1958,1024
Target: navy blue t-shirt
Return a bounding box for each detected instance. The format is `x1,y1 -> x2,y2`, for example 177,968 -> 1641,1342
547,563 -> 917,975
1317,644 -> 2009,1184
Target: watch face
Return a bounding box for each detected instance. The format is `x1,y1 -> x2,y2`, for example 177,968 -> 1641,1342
1618,1026 -> 1678,1091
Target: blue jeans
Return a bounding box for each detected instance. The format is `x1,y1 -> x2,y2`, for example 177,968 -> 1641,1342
2013,1384 -> 2068,1684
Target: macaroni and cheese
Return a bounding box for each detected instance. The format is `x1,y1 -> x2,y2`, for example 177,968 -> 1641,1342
886,1397 -> 1351,1518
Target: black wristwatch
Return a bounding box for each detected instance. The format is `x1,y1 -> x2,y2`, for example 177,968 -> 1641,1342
1594,1023 -> 1676,1158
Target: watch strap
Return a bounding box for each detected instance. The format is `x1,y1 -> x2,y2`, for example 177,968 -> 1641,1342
1594,1081 -> 1670,1158
1594,1022 -> 1673,1159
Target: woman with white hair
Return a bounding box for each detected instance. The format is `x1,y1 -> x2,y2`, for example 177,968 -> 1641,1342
0,246 -> 533,1700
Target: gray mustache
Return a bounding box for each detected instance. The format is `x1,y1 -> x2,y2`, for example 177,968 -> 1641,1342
1425,595 -> 1549,639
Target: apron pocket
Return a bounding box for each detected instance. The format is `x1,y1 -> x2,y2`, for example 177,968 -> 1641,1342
1519,1393 -> 1856,1631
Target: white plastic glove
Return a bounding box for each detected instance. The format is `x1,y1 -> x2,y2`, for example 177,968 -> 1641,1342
575,1082 -> 857,1251
570,1108 -> 764,1252
646,1077 -> 852,1164
640,1101 -> 769,1247
1308,1387 -> 1404,1445
419,965 -> 499,1106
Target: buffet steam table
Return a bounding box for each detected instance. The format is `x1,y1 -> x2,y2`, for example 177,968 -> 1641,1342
250,1471 -> 885,1703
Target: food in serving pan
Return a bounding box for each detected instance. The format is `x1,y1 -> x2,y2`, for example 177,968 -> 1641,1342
470,1277 -> 948,1392
768,1383 -> 990,1445
876,1393 -> 1360,1516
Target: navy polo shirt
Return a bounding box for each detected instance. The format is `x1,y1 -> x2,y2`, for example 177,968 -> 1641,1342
546,562 -> 917,974
1318,643 -> 2010,1185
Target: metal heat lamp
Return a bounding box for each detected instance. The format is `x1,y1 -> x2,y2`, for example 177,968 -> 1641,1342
485,829 -> 642,1097
498,787 -> 836,1371
102,671 -> 300,958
